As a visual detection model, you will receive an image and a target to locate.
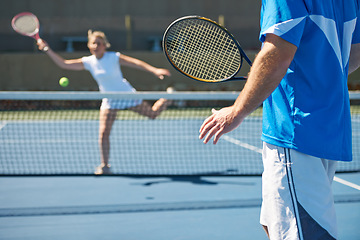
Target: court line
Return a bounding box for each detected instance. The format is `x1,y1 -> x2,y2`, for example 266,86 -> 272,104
0,121 -> 7,131
0,139 -> 97,144
334,176 -> 360,191
0,199 -> 263,217
222,135 -> 262,154
223,135 -> 360,191
1,194 -> 359,217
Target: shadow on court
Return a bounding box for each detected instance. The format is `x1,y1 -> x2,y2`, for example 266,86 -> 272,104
128,176 -> 257,186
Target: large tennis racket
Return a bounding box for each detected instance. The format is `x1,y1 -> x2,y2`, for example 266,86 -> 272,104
12,12 -> 49,52
163,16 -> 252,83
12,12 -> 42,39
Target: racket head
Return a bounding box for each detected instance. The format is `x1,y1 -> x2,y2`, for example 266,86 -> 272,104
12,12 -> 40,39
163,16 -> 244,83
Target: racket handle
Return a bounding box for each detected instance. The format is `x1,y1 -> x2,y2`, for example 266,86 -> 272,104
32,33 -> 40,41
231,76 -> 247,81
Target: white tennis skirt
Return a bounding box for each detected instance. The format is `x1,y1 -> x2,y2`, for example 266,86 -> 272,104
260,142 -> 337,240
99,79 -> 143,110
100,98 -> 142,110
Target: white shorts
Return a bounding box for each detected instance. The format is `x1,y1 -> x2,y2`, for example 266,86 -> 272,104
100,98 -> 142,110
260,142 -> 337,240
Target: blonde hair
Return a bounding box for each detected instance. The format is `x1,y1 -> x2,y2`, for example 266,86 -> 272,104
87,29 -> 111,48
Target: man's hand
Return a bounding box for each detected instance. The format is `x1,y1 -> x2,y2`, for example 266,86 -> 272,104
199,106 -> 244,144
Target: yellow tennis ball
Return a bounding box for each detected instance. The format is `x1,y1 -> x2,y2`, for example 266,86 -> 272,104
59,77 -> 69,87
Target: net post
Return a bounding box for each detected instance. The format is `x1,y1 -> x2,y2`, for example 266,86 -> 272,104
218,15 -> 225,27
125,15 -> 132,50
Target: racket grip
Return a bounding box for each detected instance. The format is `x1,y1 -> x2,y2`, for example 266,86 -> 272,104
231,76 -> 248,80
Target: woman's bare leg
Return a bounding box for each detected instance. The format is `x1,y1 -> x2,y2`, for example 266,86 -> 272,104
96,109 -> 117,174
262,225 -> 270,239
130,99 -> 171,119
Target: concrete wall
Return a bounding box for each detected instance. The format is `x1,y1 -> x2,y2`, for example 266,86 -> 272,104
0,0 -> 262,91
1,0 -> 262,52
1,0 -> 359,91
0,51 -> 254,91
2,51 -> 359,91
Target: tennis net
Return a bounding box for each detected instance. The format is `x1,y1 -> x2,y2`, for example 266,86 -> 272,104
1,91 -> 360,176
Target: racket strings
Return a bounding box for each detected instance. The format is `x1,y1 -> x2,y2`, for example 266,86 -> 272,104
165,18 -> 241,81
172,22 -> 225,79
208,25 -> 238,78
196,24 -> 225,78
13,15 -> 38,35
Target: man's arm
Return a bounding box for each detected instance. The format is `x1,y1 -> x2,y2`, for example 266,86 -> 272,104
199,34 -> 297,144
349,43 -> 360,75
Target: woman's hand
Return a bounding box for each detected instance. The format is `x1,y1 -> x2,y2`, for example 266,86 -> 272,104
153,68 -> 171,80
36,38 -> 49,52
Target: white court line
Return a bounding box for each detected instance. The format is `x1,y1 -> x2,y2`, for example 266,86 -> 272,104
222,135 -> 262,154
223,135 -> 360,191
0,139 -> 97,144
334,176 -> 360,191
0,121 -> 8,131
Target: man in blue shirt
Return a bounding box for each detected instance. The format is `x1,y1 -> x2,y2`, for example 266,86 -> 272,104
200,0 -> 360,239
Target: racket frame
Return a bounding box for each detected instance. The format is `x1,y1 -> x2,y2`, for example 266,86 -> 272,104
11,12 -> 41,40
163,16 -> 252,83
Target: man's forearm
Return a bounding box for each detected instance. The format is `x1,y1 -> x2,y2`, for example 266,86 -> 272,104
349,43 -> 360,74
232,34 -> 297,119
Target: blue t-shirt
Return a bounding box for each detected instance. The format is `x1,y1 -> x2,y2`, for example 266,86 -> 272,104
260,0 -> 360,161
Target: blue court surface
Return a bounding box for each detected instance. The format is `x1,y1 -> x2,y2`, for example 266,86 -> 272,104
0,117 -> 265,176
0,173 -> 359,240
1,105 -> 360,239
1,116 -> 358,175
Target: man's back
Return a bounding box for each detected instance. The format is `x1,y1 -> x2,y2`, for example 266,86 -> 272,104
260,0 -> 360,161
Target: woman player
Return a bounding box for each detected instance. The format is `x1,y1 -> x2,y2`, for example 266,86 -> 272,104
37,30 -> 172,175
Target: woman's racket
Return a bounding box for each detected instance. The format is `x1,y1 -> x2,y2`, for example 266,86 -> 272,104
163,16 -> 252,83
12,12 -> 42,40
12,12 -> 49,52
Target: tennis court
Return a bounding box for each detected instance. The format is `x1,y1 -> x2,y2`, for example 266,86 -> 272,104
1,91 -> 359,176
0,115 -> 263,176
0,174 -> 359,240
0,92 -> 359,239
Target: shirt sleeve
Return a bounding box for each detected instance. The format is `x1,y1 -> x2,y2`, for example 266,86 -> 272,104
259,0 -> 309,47
81,55 -> 92,71
353,9 -> 360,44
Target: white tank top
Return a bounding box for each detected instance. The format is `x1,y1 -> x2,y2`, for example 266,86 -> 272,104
82,51 -> 135,93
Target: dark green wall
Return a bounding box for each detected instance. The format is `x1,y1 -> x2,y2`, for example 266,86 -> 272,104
0,0 -> 262,52
1,0 -> 359,91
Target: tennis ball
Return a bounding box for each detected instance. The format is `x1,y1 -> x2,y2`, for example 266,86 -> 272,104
59,77 -> 69,87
